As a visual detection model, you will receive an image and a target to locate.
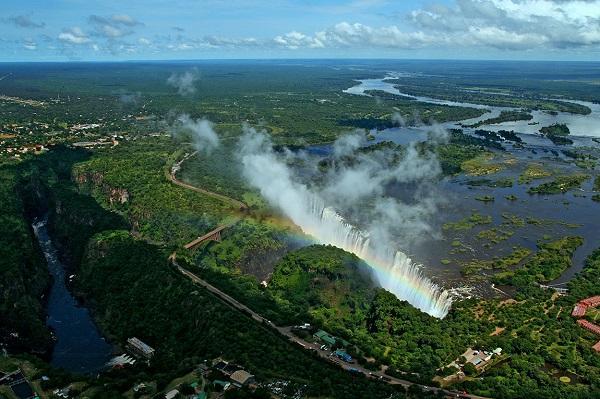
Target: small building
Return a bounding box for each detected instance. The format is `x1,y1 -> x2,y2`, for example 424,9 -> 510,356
572,304 -> 587,317
213,380 -> 231,390
106,354 -> 136,368
126,337 -> 155,362
581,296 -> 600,307
313,330 -> 336,347
164,389 -> 179,399
197,363 -> 209,375
334,349 -> 352,363
593,341 -> 600,353
230,370 -> 255,387
577,319 -> 600,335
214,360 -> 228,372
222,363 -> 239,375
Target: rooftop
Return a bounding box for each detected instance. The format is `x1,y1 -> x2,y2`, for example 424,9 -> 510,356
230,370 -> 254,386
127,337 -> 155,356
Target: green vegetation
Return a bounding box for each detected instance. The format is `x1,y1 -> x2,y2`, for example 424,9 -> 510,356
467,110 -> 532,128
75,232 -> 403,399
501,213 -> 526,228
528,174 -> 590,195
467,178 -> 513,188
562,149 -> 598,169
476,228 -> 513,245
443,213 -> 492,231
495,236 -> 583,285
178,144 -> 248,201
73,139 -> 231,246
385,77 -> 592,115
475,195 -> 495,202
268,245 -> 375,329
0,162 -> 51,354
2,61 -> 600,399
518,163 -> 552,184
435,129 -> 509,175
462,154 -> 504,176
461,246 -> 531,275
540,123 -> 572,145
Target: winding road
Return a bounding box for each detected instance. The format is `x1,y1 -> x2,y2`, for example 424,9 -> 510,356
167,150 -> 248,212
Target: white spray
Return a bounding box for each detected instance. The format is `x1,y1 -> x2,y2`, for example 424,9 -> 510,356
238,126 -> 452,317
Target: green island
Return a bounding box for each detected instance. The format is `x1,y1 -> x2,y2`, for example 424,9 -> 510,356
528,174 -> 590,195
466,110 -> 533,128
540,123 -> 573,145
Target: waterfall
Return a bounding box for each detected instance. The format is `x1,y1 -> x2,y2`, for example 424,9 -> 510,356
300,196 -> 452,318
238,130 -> 453,318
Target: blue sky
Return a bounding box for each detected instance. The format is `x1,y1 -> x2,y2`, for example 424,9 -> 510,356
1,0 -> 599,61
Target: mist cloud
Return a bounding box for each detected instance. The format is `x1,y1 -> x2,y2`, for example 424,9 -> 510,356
239,125 -> 446,256
174,114 -> 220,154
167,69 -> 200,96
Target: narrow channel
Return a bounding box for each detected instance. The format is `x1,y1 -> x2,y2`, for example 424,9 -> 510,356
32,217 -> 112,374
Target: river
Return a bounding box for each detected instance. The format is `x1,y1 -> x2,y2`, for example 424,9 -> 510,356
32,218 -> 112,374
344,77 -> 600,140
325,77 -> 600,290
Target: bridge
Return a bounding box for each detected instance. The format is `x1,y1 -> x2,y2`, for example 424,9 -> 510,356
184,225 -> 228,250
538,282 -> 569,294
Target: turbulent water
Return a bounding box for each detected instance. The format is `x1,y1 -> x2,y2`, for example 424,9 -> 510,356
304,199 -> 452,318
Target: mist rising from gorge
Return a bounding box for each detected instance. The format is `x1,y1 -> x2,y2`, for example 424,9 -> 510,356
237,124 -> 452,317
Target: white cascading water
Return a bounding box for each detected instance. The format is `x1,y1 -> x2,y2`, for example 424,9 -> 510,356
303,197 -> 452,318
239,131 -> 452,318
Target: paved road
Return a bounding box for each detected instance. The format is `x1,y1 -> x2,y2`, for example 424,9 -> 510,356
171,255 -> 489,399
167,153 -> 248,211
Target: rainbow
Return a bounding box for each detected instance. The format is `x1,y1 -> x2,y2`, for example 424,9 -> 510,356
287,199 -> 452,318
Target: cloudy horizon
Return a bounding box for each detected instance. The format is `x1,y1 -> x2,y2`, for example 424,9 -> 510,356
2,0 -> 600,62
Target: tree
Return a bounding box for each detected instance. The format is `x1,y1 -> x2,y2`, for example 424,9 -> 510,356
463,363 -> 478,376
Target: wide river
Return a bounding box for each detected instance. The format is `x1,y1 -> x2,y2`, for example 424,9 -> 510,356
344,77 -> 600,139
333,77 -> 600,289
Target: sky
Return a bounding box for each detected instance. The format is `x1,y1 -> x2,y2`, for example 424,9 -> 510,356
1,0 -> 600,61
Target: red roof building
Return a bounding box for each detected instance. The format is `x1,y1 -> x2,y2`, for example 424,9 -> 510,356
571,304 -> 588,317
577,319 -> 600,336
581,296 -> 600,308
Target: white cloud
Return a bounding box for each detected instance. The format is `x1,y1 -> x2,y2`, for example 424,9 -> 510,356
23,39 -> 37,50
88,14 -> 142,39
409,0 -> 600,49
58,27 -> 91,45
264,1 -> 600,52
274,31 -> 324,49
110,14 -> 141,27
44,0 -> 600,57
317,22 -> 436,49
